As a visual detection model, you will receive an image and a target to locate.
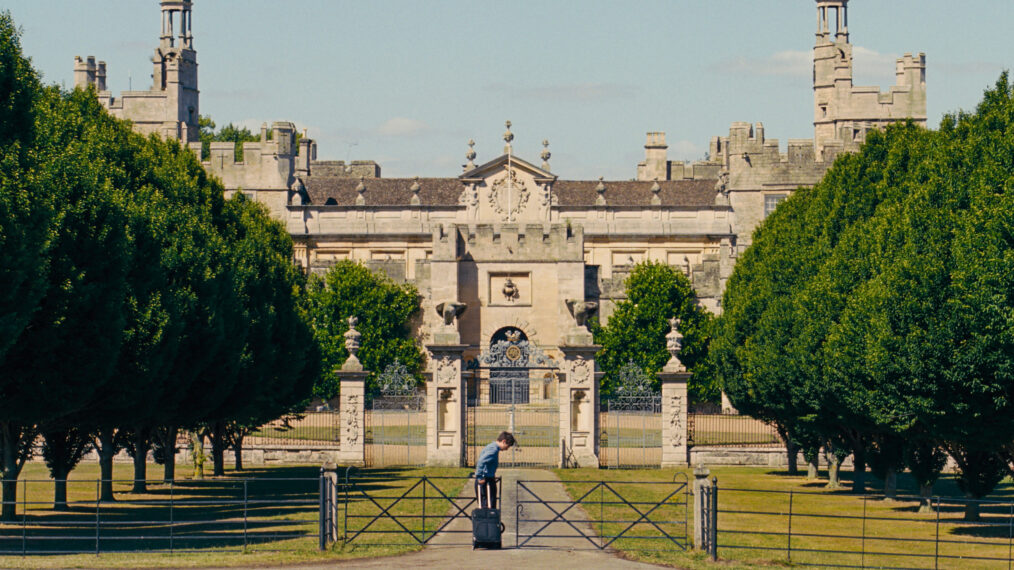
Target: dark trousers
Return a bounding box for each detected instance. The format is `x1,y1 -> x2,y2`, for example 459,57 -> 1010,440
475,477 -> 498,509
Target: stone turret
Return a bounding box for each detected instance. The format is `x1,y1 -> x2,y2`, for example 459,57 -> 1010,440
76,0 -> 199,143
812,0 -> 926,159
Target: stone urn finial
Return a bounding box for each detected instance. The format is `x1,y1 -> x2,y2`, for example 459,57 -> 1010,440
343,316 -> 363,371
503,120 -> 514,154
540,139 -> 551,170
464,139 -> 477,171
665,317 -> 686,372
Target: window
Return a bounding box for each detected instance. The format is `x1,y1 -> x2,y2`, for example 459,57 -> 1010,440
764,194 -> 787,217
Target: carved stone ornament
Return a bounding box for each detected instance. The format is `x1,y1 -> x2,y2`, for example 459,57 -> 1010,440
344,393 -> 360,446
435,355 -> 457,386
669,392 -> 683,447
665,317 -> 686,371
715,171 -> 730,196
435,302 -> 467,326
344,316 -> 361,356
570,357 -> 592,386
566,299 -> 599,328
502,278 -> 519,302
489,168 -> 529,219
459,184 -> 478,207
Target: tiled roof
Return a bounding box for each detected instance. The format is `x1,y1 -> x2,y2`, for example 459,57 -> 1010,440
303,176 -> 719,208
304,177 -> 462,206
553,179 -> 717,207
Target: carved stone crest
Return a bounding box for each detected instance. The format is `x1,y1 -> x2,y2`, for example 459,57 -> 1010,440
570,357 -> 592,386
489,168 -> 529,219
435,355 -> 457,386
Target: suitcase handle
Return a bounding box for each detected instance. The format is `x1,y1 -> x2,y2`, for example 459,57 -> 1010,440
477,476 -> 500,509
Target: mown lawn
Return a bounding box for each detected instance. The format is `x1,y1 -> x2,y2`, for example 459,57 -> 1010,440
0,462 -> 469,569
555,467 -> 1014,569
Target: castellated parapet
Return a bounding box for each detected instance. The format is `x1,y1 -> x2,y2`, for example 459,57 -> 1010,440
432,223 -> 583,263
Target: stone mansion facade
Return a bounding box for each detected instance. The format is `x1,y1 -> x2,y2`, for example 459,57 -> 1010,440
74,1 -> 926,462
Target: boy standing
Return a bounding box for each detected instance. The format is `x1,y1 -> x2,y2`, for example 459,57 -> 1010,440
474,431 -> 515,508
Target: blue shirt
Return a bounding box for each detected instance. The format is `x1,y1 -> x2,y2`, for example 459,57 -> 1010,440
475,441 -> 500,479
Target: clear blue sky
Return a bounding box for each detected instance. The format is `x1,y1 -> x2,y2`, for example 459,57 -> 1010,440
7,1 -> 1013,179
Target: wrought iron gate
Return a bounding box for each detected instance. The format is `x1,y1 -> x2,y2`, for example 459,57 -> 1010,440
515,476 -> 689,550
366,360 -> 426,466
466,328 -> 560,468
602,362 -> 661,468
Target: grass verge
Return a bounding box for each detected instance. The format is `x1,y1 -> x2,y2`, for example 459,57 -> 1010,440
556,467 -> 1014,569
0,462 -> 469,568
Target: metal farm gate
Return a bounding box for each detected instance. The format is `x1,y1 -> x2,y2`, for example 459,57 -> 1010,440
366,360 -> 426,466
601,363 -> 661,468
466,327 -> 560,468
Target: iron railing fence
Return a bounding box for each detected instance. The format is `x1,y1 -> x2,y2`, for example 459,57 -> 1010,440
337,474 -> 478,547
688,413 -> 781,447
366,393 -> 427,467
0,477 -> 319,555
518,476 -> 690,551
247,412 -> 342,448
716,486 -> 1014,569
600,396 -> 662,469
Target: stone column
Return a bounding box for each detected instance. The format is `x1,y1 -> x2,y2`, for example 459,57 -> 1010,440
426,345 -> 467,467
336,317 -> 367,467
559,344 -> 601,468
426,302 -> 468,467
660,318 -> 690,467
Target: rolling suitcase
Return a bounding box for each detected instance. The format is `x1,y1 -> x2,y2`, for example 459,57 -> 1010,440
472,477 -> 505,549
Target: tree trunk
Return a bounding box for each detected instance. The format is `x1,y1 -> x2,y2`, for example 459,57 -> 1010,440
162,426 -> 178,484
1,422 -> 30,522
785,439 -> 799,476
807,459 -> 819,480
964,494 -> 981,522
826,456 -> 842,489
192,432 -> 205,480
851,446 -> 867,494
918,483 -> 934,514
884,467 -> 897,499
211,422 -> 225,477
0,479 -> 15,522
234,434 -> 244,471
53,478 -> 68,511
130,429 -> 151,493
96,428 -> 117,502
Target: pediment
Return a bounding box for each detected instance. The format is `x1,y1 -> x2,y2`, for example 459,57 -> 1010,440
460,154 -> 556,182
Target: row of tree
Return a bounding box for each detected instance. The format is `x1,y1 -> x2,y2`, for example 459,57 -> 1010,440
711,75 -> 1014,519
0,15 -> 319,519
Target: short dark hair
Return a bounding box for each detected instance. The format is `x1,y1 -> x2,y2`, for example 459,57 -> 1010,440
497,431 -> 515,447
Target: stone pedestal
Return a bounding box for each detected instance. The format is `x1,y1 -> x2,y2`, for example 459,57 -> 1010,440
335,365 -> 367,467
692,465 -> 712,550
559,344 -> 601,468
659,365 -> 690,467
426,344 -> 467,467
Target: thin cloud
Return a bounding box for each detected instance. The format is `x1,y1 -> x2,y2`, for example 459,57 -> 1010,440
716,47 -> 900,83
716,50 -> 810,77
485,82 -> 638,102
377,117 -> 430,137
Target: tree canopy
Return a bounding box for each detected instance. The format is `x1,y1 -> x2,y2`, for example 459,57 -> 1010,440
711,74 -> 1014,513
305,260 -> 423,400
593,261 -> 713,400
0,11 -> 321,516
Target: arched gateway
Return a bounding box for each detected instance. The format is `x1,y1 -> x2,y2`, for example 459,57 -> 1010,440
465,327 -> 560,467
